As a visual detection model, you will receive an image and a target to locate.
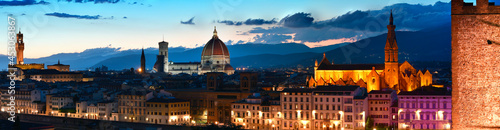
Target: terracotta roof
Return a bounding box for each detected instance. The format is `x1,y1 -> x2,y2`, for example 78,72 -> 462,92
201,28 -> 230,56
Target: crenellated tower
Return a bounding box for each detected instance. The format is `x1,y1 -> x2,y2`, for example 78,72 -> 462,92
16,30 -> 24,64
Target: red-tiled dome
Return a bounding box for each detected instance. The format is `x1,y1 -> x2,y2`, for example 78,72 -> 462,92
201,28 -> 230,57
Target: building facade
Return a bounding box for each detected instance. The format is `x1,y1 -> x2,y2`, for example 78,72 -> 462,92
451,0 -> 500,129
24,69 -> 83,83
367,90 -> 398,128
231,94 -> 281,130
47,60 -> 70,72
145,98 -> 190,125
117,90 -> 148,123
398,88 -> 451,129
280,86 -> 367,130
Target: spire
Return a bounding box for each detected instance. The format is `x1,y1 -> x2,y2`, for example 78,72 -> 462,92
140,47 -> 146,73
213,26 -> 217,37
385,10 -> 398,63
58,59 -> 60,64
389,9 -> 393,25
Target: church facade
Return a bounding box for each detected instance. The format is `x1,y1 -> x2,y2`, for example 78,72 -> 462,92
309,11 -> 432,93
154,27 -> 234,75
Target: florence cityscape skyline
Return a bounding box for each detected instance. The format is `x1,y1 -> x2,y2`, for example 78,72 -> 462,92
0,0 -> 499,130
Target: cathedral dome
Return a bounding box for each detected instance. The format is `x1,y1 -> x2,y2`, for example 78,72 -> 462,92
201,27 -> 230,57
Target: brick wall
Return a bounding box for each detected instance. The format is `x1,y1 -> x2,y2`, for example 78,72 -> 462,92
452,0 -> 500,129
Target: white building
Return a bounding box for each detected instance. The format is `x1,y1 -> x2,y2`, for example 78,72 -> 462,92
278,86 -> 367,130
154,27 -> 234,75
231,93 -> 281,130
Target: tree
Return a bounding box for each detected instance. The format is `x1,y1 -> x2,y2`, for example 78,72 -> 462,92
365,117 -> 374,130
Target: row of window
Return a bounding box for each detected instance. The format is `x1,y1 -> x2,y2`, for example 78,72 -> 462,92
370,107 -> 389,111
282,103 -> 346,111
282,97 -> 347,103
400,96 -> 448,99
31,75 -> 80,79
369,94 -> 389,98
147,111 -> 189,116
146,103 -> 189,108
401,102 -> 448,109
400,113 -> 449,120
370,101 -> 389,104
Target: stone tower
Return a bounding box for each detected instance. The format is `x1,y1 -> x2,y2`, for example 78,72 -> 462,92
158,40 -> 168,72
384,10 -> 399,90
16,30 -> 24,64
140,48 -> 146,73
452,0 -> 500,129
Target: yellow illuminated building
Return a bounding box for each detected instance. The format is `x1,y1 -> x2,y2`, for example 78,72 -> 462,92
310,11 -> 432,93
145,98 -> 191,125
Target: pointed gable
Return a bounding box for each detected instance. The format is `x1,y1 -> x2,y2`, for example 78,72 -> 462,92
308,76 -> 317,87
346,78 -> 356,85
317,53 -> 332,70
336,78 -> 346,85
317,77 -> 326,86
356,79 -> 367,88
329,78 -> 336,85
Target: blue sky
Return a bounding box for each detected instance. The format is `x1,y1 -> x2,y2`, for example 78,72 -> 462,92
1,0 -> 449,58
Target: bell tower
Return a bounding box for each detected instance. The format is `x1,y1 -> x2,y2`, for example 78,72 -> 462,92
16,30 -> 24,64
140,48 -> 146,73
384,10 -> 399,90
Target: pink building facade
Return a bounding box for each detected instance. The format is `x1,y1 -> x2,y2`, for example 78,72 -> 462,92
397,88 -> 452,129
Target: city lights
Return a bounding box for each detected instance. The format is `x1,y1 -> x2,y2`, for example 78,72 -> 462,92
0,0 -> 480,130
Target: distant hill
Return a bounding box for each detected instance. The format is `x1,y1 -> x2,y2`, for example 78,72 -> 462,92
0,42 -> 346,70
90,43 -> 348,70
230,23 -> 451,68
0,23 -> 450,71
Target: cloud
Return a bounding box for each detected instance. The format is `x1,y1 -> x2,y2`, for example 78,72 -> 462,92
218,20 -> 242,26
218,18 -> 277,26
0,0 -> 49,6
317,1 -> 451,31
280,12 -> 314,28
240,1 -> 451,47
45,12 -> 101,19
226,40 -> 245,45
180,17 -> 195,25
252,33 -> 293,44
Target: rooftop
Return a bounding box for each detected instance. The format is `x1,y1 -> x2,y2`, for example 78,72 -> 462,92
398,86 -> 451,96
283,85 -> 360,92
146,98 -> 188,103
368,90 -> 395,94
